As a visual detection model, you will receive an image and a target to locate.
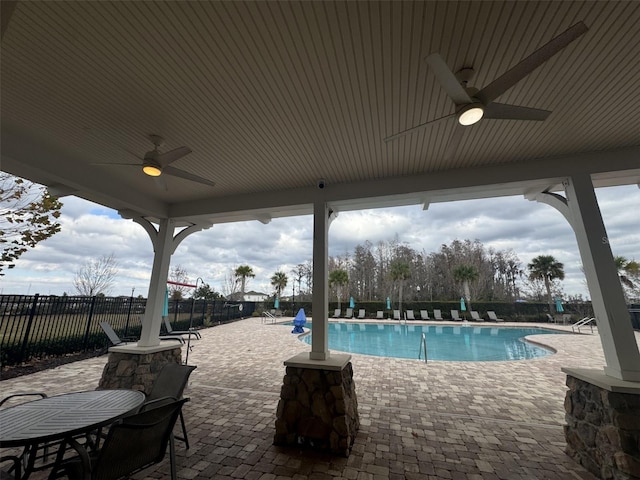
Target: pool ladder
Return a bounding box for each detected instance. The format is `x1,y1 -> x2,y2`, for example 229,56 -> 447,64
418,332 -> 428,363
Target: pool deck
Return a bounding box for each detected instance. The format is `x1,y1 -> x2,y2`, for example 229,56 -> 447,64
1,317 -> 624,479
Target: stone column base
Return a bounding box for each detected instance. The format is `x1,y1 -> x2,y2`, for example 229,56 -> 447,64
274,353 -> 359,457
563,368 -> 640,479
98,344 -> 182,394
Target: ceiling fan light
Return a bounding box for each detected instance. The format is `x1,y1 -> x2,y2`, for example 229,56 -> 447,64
142,164 -> 162,177
458,103 -> 484,126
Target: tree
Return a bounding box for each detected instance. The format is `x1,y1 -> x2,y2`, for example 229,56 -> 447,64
389,261 -> 410,313
528,255 -> 565,315
615,256 -> 640,302
234,265 -> 255,295
168,265 -> 190,300
329,268 -> 349,309
193,283 -> 222,300
1,173 -> 63,275
271,271 -> 288,298
453,265 -> 479,310
73,253 -> 118,296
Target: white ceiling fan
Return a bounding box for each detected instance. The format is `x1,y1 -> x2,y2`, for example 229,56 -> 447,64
94,134 -> 215,189
384,22 -> 589,159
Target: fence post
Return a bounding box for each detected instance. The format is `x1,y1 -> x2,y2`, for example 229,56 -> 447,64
82,296 -> 98,351
18,294 -> 39,364
124,294 -> 134,337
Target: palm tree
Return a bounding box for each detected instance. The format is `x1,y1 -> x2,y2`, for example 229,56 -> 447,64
528,255 -> 565,315
234,265 -> 255,296
615,256 -> 640,301
270,271 -> 288,299
329,268 -> 349,309
453,265 -> 479,310
389,261 -> 410,313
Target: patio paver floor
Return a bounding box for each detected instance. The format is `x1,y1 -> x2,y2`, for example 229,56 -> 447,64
1,317 -> 617,479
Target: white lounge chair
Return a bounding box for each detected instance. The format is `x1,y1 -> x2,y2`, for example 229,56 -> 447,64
393,310 -> 401,320
433,309 -> 443,320
487,311 -> 504,322
470,311 -> 482,322
376,311 -> 384,319
419,310 -> 429,320
451,310 -> 462,321
343,308 -> 353,318
406,310 -> 416,320
357,309 -> 366,319
332,309 -> 341,318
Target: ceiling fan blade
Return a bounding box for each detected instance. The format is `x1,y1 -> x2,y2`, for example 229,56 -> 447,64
477,22 -> 588,105
483,103 -> 551,121
384,113 -> 456,142
425,54 -> 473,105
157,146 -> 192,167
443,124 -> 465,161
92,162 -> 139,167
163,166 -> 216,187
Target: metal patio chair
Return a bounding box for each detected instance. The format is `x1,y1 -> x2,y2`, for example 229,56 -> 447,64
144,364 -> 197,449
60,398 -> 188,480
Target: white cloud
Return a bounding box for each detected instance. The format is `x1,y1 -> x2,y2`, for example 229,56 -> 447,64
2,185 -> 638,299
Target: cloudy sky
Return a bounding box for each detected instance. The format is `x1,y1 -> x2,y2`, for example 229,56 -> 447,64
2,184 -> 639,299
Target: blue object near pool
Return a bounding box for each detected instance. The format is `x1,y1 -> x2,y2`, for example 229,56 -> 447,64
291,308 -> 307,333
296,322 -> 565,361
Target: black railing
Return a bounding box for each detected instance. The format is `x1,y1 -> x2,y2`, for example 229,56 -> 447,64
0,295 -> 255,368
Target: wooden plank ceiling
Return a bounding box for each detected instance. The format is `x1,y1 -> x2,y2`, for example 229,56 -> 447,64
1,1 -> 639,216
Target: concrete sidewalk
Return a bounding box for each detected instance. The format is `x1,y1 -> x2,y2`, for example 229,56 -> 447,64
1,317 -> 608,479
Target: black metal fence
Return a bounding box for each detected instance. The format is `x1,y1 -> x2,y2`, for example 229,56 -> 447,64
0,295 -> 255,368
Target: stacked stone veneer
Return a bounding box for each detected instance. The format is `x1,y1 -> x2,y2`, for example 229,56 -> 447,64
274,362 -> 359,456
565,375 -> 640,479
98,347 -> 182,395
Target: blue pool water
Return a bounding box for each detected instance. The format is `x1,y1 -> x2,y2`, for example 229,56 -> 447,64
296,323 -> 564,361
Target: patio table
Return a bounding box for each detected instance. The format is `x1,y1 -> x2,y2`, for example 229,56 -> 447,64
0,389 -> 145,480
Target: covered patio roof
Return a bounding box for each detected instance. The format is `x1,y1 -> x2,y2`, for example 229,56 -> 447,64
2,1 -> 639,223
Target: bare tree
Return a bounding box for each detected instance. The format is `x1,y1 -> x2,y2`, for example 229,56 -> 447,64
168,265 -> 190,300
221,269 -> 239,298
73,253 -> 118,296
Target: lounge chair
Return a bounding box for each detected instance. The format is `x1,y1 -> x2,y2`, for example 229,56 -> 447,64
433,309 -> 443,321
470,311 -> 482,321
357,309 -> 366,319
162,317 -> 201,339
393,310 -> 401,320
343,308 -> 353,318
451,310 -> 462,321
100,322 -> 184,345
145,364 -> 197,448
332,309 -> 341,318
406,310 -> 416,320
376,311 -> 384,319
419,310 -> 429,320
487,311 -> 504,322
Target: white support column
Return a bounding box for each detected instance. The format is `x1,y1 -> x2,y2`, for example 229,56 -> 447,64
565,174 -> 640,381
138,218 -> 175,347
529,175 -> 640,381
310,200 -> 337,361
127,216 -> 212,347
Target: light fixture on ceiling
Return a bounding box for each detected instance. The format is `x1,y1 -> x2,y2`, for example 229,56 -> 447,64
457,102 -> 484,126
142,162 -> 162,176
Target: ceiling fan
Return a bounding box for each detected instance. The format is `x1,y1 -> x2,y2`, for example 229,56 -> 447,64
384,22 -> 588,159
94,135 -> 215,189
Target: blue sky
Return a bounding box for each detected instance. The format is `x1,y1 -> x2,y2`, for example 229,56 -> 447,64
1,185 -> 638,299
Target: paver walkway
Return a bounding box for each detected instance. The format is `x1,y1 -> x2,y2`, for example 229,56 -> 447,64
2,317 -> 618,479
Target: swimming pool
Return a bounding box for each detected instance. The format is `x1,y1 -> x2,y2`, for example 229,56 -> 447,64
296,323 -> 565,361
